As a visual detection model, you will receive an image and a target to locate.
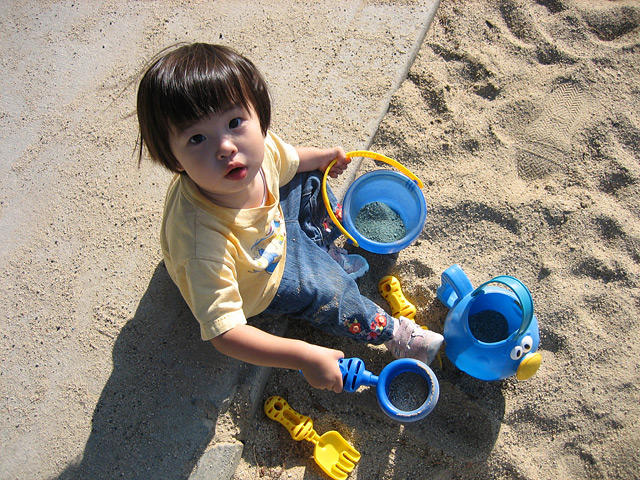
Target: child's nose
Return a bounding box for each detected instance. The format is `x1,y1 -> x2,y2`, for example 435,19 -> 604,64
217,138 -> 237,160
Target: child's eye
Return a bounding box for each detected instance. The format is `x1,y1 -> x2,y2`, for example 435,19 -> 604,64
229,117 -> 242,129
189,134 -> 206,145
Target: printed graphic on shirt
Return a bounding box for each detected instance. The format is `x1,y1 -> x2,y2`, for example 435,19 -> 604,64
251,213 -> 285,275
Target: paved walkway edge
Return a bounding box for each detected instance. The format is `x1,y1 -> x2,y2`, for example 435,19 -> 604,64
189,3 -> 441,479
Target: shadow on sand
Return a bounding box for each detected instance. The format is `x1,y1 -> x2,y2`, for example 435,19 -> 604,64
57,262 -> 268,479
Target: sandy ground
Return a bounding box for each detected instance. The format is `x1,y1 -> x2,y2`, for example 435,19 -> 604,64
2,1 -> 640,479
235,1 -> 640,479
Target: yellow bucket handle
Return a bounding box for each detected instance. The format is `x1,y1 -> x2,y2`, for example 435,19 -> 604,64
321,150 -> 424,247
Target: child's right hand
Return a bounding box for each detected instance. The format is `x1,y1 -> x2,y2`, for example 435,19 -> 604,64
300,344 -> 344,393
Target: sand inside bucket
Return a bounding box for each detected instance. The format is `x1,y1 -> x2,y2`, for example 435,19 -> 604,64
354,201 -> 406,243
387,371 -> 428,412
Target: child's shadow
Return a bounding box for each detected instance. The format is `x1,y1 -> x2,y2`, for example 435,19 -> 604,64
57,262 -> 270,479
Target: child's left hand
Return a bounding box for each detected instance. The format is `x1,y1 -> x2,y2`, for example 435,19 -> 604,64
295,145 -> 350,178
322,147 -> 350,178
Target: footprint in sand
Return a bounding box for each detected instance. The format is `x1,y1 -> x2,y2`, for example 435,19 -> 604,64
515,81 -> 590,181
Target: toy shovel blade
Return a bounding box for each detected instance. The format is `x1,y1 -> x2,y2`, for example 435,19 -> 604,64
312,430 -> 361,480
264,396 -> 360,480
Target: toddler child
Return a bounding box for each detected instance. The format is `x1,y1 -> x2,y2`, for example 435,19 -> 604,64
136,43 -> 443,393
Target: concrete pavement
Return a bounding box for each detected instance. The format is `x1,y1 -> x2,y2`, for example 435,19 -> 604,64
0,2 -> 439,478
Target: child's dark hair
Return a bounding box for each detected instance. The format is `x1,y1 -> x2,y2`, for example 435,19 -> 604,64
137,43 -> 271,172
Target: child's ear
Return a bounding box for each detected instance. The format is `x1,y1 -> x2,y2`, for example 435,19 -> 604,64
175,161 -> 185,172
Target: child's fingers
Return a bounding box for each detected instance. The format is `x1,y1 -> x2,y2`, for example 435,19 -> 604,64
329,160 -> 350,177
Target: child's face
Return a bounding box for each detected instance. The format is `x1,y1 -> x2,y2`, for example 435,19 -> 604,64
169,105 -> 266,208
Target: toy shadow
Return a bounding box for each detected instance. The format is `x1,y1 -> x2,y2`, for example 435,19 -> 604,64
269,248 -> 506,479
56,262 -> 272,479
269,317 -> 506,480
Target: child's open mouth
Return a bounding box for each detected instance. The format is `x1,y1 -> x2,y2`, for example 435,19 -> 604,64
226,166 -> 248,181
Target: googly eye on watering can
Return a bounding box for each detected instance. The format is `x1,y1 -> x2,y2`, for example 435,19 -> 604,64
436,264 -> 542,381
322,151 -> 427,254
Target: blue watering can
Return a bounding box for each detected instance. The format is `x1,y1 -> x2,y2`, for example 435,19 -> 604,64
437,264 -> 541,381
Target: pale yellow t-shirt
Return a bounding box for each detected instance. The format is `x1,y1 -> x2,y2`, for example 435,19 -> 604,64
160,131 -> 300,340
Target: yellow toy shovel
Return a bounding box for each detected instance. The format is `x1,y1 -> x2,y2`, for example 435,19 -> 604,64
264,396 -> 361,480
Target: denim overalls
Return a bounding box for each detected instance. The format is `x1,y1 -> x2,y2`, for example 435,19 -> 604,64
265,171 -> 395,344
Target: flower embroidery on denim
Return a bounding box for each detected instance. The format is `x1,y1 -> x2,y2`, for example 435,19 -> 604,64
346,318 -> 362,335
367,312 -> 388,341
322,203 -> 343,233
374,312 -> 387,328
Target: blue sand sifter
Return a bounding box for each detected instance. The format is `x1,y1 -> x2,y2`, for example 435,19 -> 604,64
339,357 -> 439,422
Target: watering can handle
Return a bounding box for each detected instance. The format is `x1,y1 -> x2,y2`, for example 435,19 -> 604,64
472,276 -> 534,339
436,264 -> 474,309
321,151 -> 424,247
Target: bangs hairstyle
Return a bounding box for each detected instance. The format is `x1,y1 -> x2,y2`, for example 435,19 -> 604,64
136,43 -> 271,172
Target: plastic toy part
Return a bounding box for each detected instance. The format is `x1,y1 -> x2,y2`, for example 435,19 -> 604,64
322,151 -> 427,254
437,264 -> 541,381
378,275 -> 417,320
339,357 -> 439,422
264,396 -> 360,480
516,351 -> 542,380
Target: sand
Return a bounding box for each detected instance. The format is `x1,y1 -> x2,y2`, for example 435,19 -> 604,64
1,1 -> 639,479
236,1 -> 640,479
355,201 -> 407,243
0,2 -> 436,478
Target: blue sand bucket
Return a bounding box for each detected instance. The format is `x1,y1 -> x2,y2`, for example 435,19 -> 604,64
322,151 -> 427,254
436,264 -> 542,381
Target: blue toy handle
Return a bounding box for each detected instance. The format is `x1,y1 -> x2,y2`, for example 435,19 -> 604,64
339,357 -> 378,392
472,275 -> 534,339
436,264 -> 474,309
